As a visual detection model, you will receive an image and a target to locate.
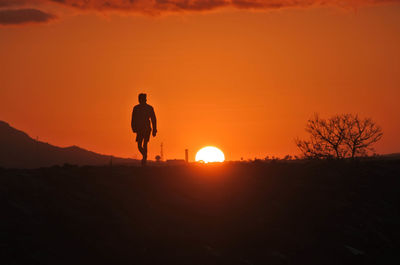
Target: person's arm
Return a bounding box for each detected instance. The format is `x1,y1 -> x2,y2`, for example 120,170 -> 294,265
131,107 -> 137,133
151,107 -> 157,136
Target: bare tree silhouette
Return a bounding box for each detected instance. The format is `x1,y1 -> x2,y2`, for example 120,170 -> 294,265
295,114 -> 383,159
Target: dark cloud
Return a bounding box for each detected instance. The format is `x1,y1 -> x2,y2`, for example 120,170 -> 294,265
0,0 -> 36,8
47,0 -> 400,13
1,0 -> 399,26
0,8 -> 55,25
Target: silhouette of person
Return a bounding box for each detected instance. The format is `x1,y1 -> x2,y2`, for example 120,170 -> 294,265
131,93 -> 157,166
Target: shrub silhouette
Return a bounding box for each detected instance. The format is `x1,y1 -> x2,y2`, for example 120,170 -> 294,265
296,113 -> 383,159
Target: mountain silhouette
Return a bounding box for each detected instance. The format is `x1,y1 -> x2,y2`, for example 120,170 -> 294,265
0,121 -> 137,168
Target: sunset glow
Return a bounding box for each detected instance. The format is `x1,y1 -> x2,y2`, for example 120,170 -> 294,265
1,1 -> 400,160
195,146 -> 225,163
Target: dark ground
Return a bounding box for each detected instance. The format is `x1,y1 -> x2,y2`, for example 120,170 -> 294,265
1,160 -> 399,265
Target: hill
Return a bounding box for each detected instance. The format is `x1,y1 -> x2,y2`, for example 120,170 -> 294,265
0,121 -> 137,168
380,153 -> 400,160
1,161 -> 399,265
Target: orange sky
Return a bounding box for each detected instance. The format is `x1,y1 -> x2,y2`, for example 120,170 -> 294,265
1,3 -> 400,161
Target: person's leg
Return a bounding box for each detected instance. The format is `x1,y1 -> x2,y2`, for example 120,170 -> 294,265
140,130 -> 150,166
137,139 -> 144,156
138,137 -> 147,166
136,133 -> 146,166
137,133 -> 145,157
142,140 -> 148,162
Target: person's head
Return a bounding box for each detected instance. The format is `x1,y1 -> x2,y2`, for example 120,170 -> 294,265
138,93 -> 147,104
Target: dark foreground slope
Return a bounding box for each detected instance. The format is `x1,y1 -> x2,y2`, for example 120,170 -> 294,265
1,161 -> 399,265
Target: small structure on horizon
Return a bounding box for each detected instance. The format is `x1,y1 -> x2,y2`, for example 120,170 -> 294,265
185,149 -> 189,163
166,159 -> 185,165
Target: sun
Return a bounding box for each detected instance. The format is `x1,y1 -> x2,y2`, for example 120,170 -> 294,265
195,146 -> 225,163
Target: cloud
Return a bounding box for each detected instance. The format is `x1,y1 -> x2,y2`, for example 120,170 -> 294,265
47,0 -> 400,14
0,8 -> 56,25
0,0 -> 399,26
0,0 -> 41,8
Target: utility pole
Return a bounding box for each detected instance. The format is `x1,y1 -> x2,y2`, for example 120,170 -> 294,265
185,149 -> 189,163
160,142 -> 164,161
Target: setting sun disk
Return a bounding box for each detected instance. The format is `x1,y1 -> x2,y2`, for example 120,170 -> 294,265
195,146 -> 225,163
